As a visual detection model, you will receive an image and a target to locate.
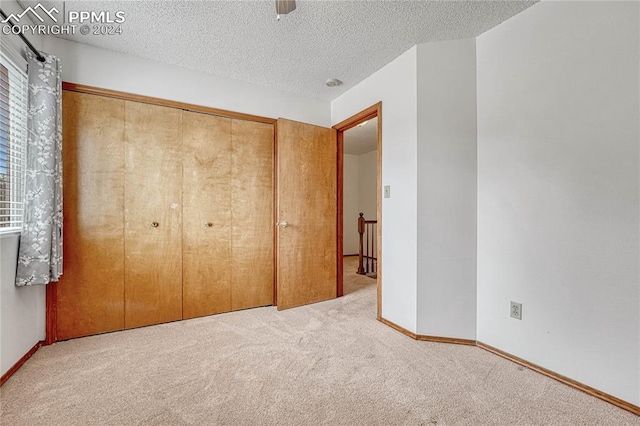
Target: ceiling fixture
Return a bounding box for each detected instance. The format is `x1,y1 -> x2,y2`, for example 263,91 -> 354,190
275,0 -> 296,21
325,78 -> 342,88
357,120 -> 369,127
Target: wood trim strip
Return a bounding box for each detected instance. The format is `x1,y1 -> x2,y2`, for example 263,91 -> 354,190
375,104 -> 382,320
62,82 -> 277,125
45,282 -> 57,345
273,121 -> 279,306
336,130 -> 344,297
477,342 -> 640,416
0,340 -> 43,386
379,317 -> 475,345
416,334 -> 476,346
333,102 -> 381,132
378,317 -> 417,339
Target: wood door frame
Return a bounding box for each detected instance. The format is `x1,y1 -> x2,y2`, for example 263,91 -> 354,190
62,83 -> 276,124
333,102 -> 382,319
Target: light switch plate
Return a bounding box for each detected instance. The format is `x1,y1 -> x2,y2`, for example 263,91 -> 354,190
384,185 -> 390,198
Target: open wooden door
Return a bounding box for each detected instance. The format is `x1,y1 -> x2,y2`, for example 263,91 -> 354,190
276,119 -> 337,310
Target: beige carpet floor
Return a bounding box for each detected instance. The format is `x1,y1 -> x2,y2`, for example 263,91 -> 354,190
1,257 -> 637,425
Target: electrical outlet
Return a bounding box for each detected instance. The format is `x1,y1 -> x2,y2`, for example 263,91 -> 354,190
510,301 -> 522,320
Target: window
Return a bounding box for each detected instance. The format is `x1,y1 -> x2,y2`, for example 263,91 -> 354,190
0,47 -> 28,231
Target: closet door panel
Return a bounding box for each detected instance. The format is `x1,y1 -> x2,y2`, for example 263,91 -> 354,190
276,119 -> 337,310
124,101 -> 183,329
57,91 -> 125,339
231,120 -> 274,310
182,111 -> 232,319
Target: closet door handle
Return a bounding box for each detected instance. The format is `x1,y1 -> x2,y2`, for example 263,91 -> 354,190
151,221 -> 159,228
205,222 -> 213,228
276,220 -> 289,228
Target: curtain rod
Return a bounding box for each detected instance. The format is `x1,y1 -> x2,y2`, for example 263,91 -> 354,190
0,8 -> 46,62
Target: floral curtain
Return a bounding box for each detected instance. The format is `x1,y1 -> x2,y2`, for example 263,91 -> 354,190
15,51 -> 63,286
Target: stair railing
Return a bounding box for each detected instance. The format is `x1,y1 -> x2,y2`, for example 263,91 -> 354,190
357,212 -> 377,278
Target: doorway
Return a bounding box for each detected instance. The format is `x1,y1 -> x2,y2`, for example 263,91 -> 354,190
334,103 -> 382,319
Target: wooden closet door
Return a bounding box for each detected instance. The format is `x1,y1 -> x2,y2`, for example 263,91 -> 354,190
231,120 -> 274,310
182,112 -> 232,319
56,91 -> 125,339
276,119 -> 337,310
124,101 -> 183,329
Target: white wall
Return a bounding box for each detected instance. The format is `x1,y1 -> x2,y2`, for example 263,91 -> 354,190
40,37 -> 330,127
343,154 -> 360,255
343,150 -> 377,256
0,0 -> 46,378
416,39 -> 477,340
358,150 -> 377,221
477,0 -> 639,405
0,234 -> 46,376
333,47 -> 418,331
332,41 -> 477,335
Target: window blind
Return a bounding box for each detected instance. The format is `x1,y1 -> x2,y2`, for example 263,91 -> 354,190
0,49 -> 28,230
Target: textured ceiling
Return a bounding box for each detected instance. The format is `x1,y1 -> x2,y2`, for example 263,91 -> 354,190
22,0 -> 536,100
344,118 -> 377,155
